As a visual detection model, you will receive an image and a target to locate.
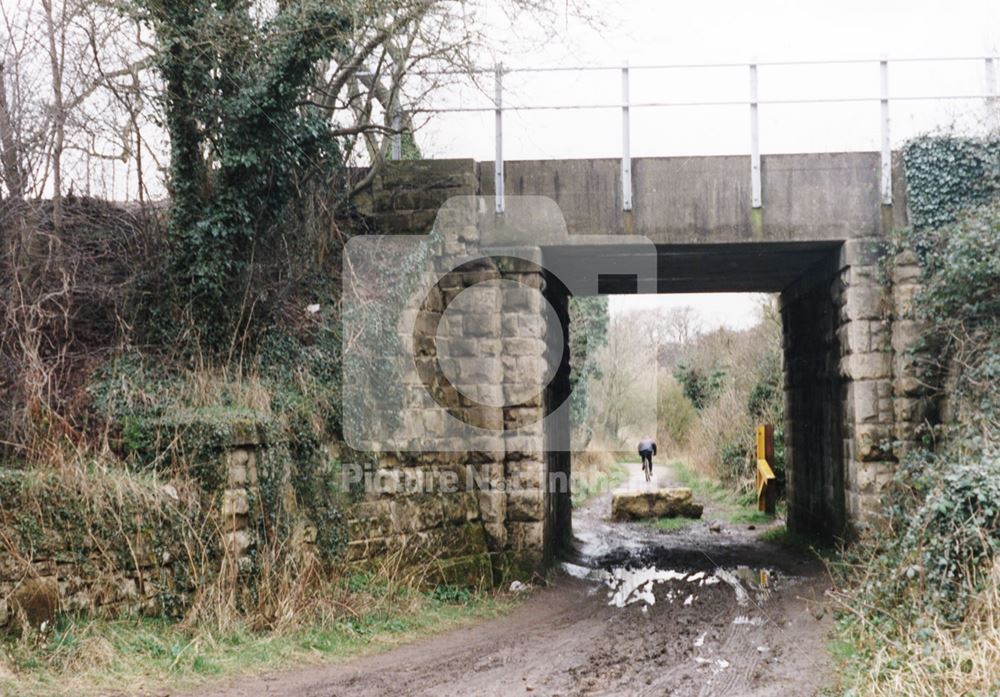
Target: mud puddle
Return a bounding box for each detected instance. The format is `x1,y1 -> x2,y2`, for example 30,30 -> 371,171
563,561 -> 783,611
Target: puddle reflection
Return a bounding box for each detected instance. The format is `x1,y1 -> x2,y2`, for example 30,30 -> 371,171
563,562 -> 779,609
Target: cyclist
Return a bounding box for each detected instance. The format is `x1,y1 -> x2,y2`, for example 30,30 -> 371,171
638,436 -> 657,482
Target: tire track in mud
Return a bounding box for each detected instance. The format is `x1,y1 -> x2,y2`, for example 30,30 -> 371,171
553,461 -> 832,697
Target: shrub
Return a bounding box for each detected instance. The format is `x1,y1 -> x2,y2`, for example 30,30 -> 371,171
670,314 -> 784,491
569,296 -> 609,442
673,361 -> 725,411
833,137 -> 1000,695
657,377 -> 697,448
902,136 -> 1000,231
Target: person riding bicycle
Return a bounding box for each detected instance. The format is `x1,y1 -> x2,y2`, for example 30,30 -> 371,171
638,436 -> 657,482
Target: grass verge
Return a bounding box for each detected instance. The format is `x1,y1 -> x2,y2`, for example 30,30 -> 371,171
661,459 -> 782,529
638,459 -> 778,533
0,580 -> 516,697
572,462 -> 628,508
759,525 -> 836,564
826,574 -> 1000,696
667,458 -> 732,504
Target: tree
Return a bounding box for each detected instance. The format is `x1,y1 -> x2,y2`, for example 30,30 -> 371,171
0,61 -> 23,201
132,0 -> 350,346
673,361 -> 725,411
40,0 -> 66,226
1,0 -> 156,206
568,295 -> 608,441
129,0 -> 597,347
661,305 -> 701,345
589,312 -> 655,445
310,0 -> 598,198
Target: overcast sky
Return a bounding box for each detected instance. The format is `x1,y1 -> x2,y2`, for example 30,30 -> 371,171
419,0 -> 1000,160
413,0 -> 999,328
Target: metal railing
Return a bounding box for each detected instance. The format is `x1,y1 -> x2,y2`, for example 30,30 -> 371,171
390,56 -> 1000,214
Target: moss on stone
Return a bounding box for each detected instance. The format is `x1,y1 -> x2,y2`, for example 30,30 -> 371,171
432,553 -> 494,588
0,465 -> 205,628
490,551 -> 540,586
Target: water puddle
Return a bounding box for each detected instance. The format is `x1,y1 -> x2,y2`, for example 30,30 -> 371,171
562,562 -> 779,609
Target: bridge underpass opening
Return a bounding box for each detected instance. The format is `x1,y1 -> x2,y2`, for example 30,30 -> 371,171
542,241 -> 847,561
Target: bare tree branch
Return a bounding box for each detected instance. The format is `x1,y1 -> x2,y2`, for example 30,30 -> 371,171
0,61 -> 23,200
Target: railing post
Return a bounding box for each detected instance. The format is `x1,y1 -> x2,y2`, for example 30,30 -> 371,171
880,57 -> 892,206
494,63 -> 505,215
390,110 -> 402,161
756,424 -> 777,515
749,61 -> 761,209
986,56 -> 998,128
621,61 -> 632,212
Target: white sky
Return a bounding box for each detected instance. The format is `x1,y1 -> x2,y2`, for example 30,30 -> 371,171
608,293 -> 766,331
417,0 -> 1000,161
413,0 -> 999,328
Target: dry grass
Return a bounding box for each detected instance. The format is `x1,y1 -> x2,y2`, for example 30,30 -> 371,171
172,364 -> 275,415
656,376 -> 696,452
1,453 -> 321,638
665,308 -> 782,492
573,450 -> 616,472
680,381 -> 755,486
0,552 -> 514,697
0,200 -> 162,462
832,559 -> 1000,696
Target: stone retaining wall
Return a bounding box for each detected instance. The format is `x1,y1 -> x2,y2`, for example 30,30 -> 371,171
0,423 -> 302,629
0,467 -> 196,629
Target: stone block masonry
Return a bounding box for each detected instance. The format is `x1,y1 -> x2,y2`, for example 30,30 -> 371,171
343,159 -> 556,578
0,416 -> 313,630
0,466 -> 199,629
341,257 -> 555,575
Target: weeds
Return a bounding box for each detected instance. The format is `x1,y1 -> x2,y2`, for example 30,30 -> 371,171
758,525 -> 828,556
666,458 -> 730,504
669,305 -> 785,494
831,553 -> 1000,696
649,517 -> 696,533
729,510 -> 776,526
830,155 -> 1000,695
644,460 -> 781,533
2,544 -> 514,695
429,585 -> 474,604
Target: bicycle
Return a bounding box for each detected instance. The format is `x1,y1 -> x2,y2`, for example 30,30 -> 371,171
641,452 -> 653,482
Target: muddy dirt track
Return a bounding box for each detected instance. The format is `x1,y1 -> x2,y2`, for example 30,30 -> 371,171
187,463 -> 834,696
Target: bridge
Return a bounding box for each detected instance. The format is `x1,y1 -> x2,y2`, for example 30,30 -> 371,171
337,56 -> 996,575
340,151 -> 918,573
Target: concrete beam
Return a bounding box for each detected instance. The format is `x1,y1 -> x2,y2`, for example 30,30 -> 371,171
542,241 -> 842,295
478,152 -> 893,244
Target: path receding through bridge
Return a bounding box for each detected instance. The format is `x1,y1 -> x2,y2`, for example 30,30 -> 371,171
187,461 -> 834,697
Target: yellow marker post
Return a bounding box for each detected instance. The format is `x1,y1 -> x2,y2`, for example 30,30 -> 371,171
756,424 -> 777,515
